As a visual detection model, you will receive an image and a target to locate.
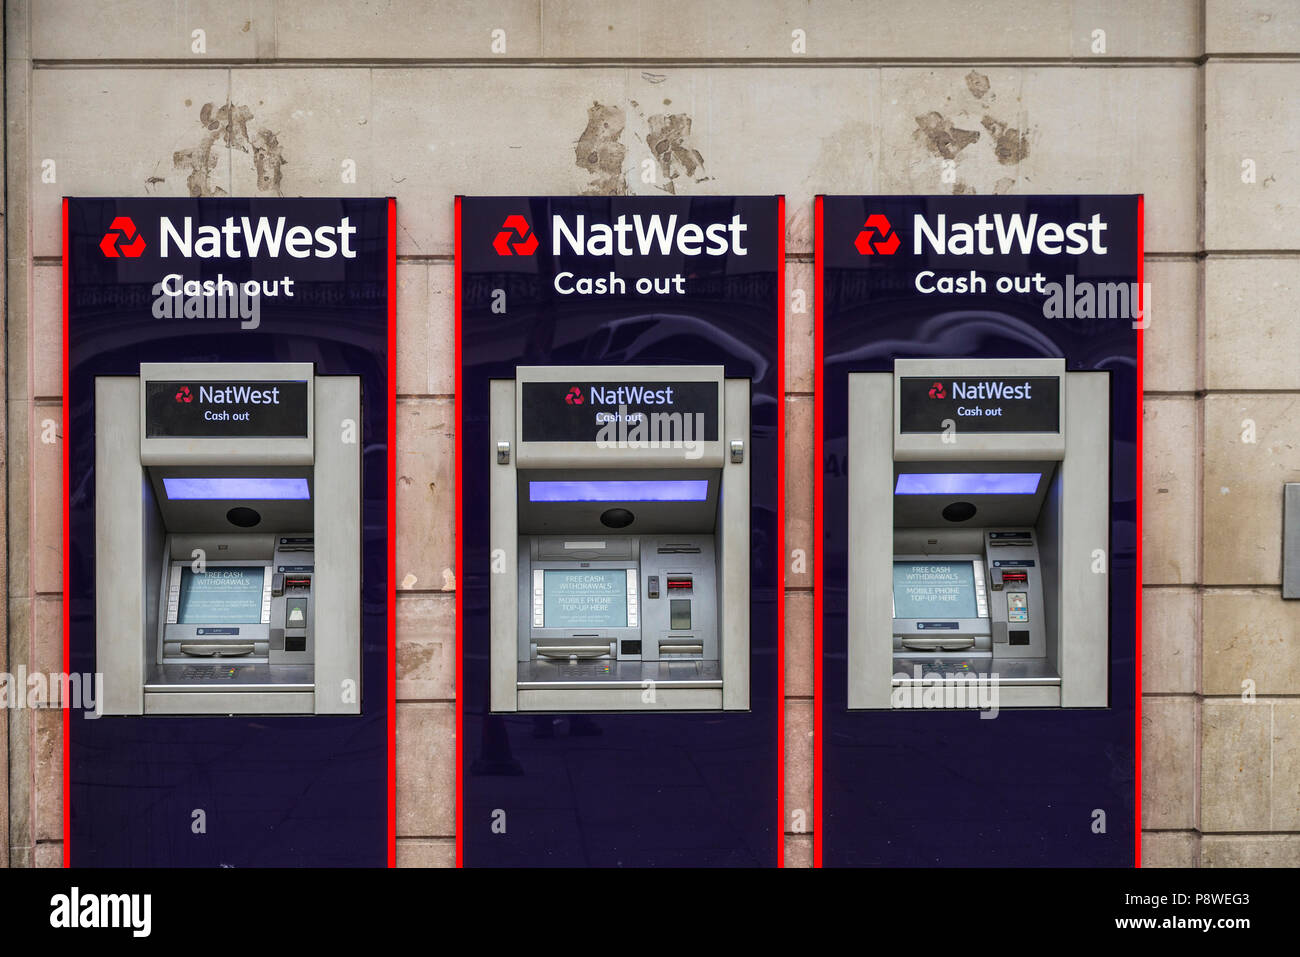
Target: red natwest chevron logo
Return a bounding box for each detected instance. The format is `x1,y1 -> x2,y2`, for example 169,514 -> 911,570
174,386 -> 193,403
493,215 -> 538,256
100,216 -> 147,258
853,214 -> 900,255
564,386 -> 584,405
928,382 -> 946,399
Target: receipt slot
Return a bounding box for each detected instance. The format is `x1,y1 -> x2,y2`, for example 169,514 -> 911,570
489,365 -> 749,711
95,362 -> 361,715
847,357 -> 1109,708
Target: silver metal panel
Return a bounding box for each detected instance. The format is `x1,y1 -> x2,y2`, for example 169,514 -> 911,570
891,657 -> 1061,709
641,534 -> 719,663
984,529 -> 1048,660
312,376 -> 362,714
721,377 -> 750,710
1284,484 -> 1300,598
893,358 -> 1066,461
514,365 -> 725,468
1057,372 -> 1110,707
847,374 -> 896,709
495,370 -> 747,713
1038,460 -> 1064,680
139,361 -> 314,466
490,379 -> 520,712
145,692 -> 315,715
146,663 -> 314,691
518,659 -> 722,688
96,378 -> 149,716
517,688 -> 723,712
892,656 -> 1062,684
998,686 -> 1061,707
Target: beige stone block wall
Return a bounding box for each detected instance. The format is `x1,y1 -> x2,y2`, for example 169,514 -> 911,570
6,0 -> 1300,868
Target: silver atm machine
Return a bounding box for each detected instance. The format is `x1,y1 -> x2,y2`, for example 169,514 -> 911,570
95,362 -> 361,716
489,365 -> 749,712
847,358 -> 1109,709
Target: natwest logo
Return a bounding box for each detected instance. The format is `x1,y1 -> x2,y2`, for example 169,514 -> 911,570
100,216 -> 147,258
854,214 -> 900,255
914,212 -> 1108,256
174,385 -> 193,403
198,384 -> 283,405
949,380 -> 1033,400
564,386 -> 584,405
588,384 -> 676,405
928,382 -> 946,399
158,216 -> 357,259
553,213 -> 747,257
493,215 -> 539,256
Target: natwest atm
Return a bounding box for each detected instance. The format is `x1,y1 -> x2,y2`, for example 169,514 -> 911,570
65,197 -> 394,866
817,195 -> 1141,866
458,195 -> 784,867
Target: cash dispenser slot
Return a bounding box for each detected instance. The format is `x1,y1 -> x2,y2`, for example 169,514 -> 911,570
491,365 -> 749,712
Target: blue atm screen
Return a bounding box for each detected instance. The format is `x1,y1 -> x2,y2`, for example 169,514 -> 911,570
543,570 -> 627,629
893,561 -> 977,619
177,566 -> 265,624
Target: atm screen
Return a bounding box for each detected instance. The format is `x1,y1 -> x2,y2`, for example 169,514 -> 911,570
543,569 -> 628,629
892,561 -> 978,619
177,566 -> 265,624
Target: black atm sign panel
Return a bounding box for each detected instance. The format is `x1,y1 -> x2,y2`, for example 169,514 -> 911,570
145,380 -> 309,438
898,376 -> 1060,434
520,380 -> 719,443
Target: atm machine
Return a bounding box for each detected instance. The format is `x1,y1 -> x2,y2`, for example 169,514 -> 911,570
847,357 -> 1109,708
489,365 -> 749,712
95,362 -> 361,715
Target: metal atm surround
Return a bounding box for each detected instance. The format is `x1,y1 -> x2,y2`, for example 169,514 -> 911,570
94,362 -> 361,716
490,365 -> 750,712
847,357 -> 1110,709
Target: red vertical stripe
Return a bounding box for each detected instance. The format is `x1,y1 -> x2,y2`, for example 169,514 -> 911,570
775,196 -> 786,868
62,198 -> 72,867
453,197 -> 464,868
1134,194 -> 1145,868
812,195 -> 824,868
387,198 -> 398,868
